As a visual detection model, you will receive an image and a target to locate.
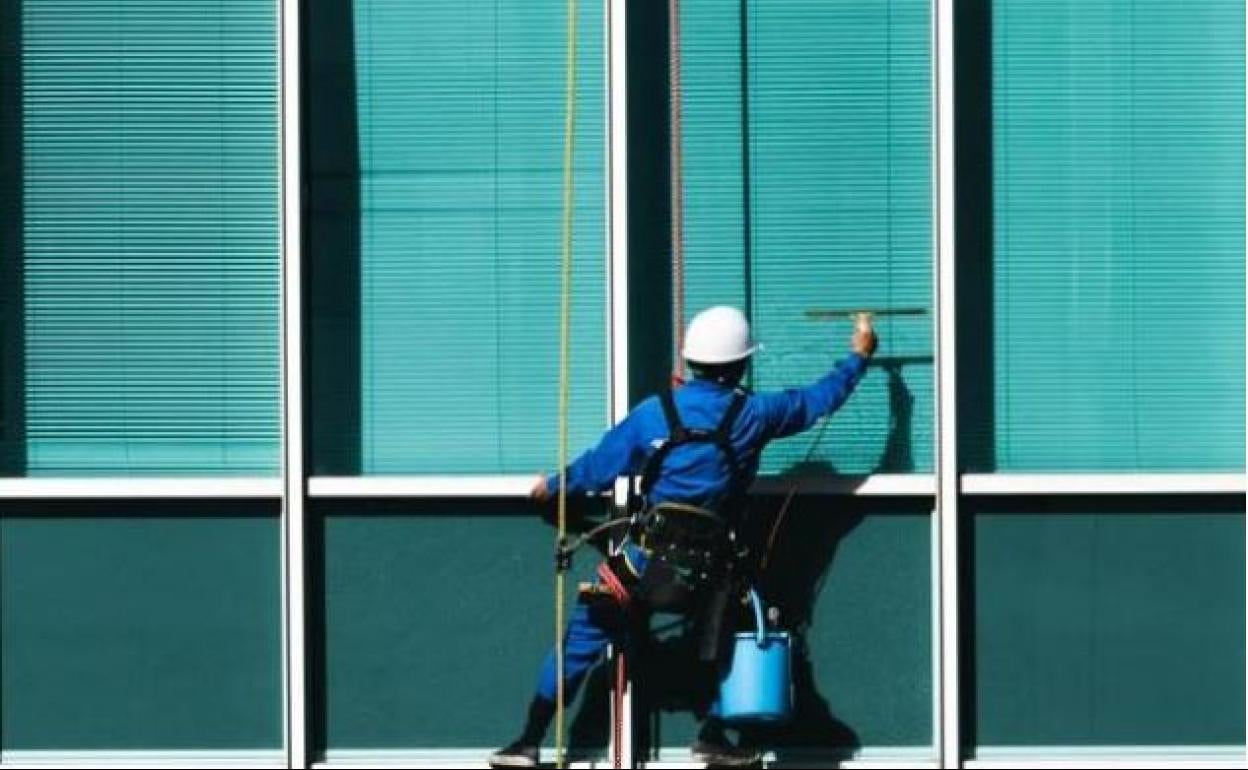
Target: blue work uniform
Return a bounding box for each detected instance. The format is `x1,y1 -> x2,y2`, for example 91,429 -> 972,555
535,352 -> 868,703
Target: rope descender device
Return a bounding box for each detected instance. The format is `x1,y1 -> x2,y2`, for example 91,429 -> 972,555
554,536 -> 573,574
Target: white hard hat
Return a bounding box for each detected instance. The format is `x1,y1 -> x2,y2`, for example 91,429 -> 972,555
681,306 -> 758,365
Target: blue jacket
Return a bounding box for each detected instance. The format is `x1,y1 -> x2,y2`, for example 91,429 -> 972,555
548,352 -> 868,507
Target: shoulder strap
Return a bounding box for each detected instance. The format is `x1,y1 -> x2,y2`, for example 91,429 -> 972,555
714,390 -> 747,443
713,390 -> 748,497
658,389 -> 688,441
639,388 -> 749,500
639,390 -> 684,496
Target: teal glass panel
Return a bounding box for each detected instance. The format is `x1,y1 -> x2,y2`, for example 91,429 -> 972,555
1,505 -> 283,749
972,498 -> 1246,747
318,502 -> 601,749
653,498 -> 933,757
307,0 -> 609,475
681,0 -> 933,475
986,0 -> 1244,471
320,499 -> 931,754
5,0 -> 281,476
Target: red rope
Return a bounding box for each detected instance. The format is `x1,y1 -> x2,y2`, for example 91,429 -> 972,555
669,0 -> 685,379
596,561 -> 633,610
613,652 -> 626,769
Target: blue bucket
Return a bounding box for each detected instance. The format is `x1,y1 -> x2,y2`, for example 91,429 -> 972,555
715,589 -> 793,723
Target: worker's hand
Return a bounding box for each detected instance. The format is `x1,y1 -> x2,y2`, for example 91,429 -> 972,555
851,312 -> 878,358
529,474 -> 552,502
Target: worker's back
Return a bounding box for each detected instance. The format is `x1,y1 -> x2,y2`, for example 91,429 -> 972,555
629,379 -> 767,512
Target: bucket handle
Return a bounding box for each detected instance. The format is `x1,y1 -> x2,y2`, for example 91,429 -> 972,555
747,588 -> 766,647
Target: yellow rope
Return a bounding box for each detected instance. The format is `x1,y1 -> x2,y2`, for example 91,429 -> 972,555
554,0 -> 578,764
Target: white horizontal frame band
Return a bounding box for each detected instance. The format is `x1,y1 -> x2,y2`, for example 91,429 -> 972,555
310,475 -> 536,498
314,746 -> 938,768
965,762 -> 1244,770
308,473 -> 936,498
642,745 -> 938,769
314,748 -> 608,768
966,745 -> 1247,770
2,474 -> 1238,500
0,750 -> 286,769
0,478 -> 282,499
961,473 -> 1247,496
752,473 -> 935,496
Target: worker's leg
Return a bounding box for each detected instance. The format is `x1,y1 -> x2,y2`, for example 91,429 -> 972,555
491,594 -> 629,768
533,595 -> 628,715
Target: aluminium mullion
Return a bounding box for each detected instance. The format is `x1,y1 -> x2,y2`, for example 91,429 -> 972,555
934,0 -> 959,765
278,0 -> 308,759
607,0 -> 632,763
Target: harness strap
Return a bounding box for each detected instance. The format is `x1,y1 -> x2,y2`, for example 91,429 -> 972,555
639,388 -> 748,502
658,389 -> 688,441
715,392 -> 747,504
711,390 -> 747,470
714,389 -> 747,440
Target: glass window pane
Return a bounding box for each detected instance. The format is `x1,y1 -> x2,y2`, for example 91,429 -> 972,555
681,0 -> 934,475
972,497 -> 1245,748
972,0 -> 1245,471
1,0 -> 281,476
306,0 -> 609,475
317,502 -> 599,749
318,499 -> 933,757
653,499 -> 934,757
1,504 -> 283,750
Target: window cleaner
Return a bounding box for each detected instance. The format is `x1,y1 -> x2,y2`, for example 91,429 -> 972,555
488,306 -> 878,769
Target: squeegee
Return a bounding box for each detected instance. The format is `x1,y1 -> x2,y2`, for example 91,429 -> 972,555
804,307 -> 928,320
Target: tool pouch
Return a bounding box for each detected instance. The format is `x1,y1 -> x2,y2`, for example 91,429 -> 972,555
634,502 -> 732,612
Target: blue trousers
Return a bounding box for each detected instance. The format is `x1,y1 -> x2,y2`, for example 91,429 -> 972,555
536,594 -> 631,702
537,539 -> 652,701
537,541 -> 649,702
534,543 -> 722,717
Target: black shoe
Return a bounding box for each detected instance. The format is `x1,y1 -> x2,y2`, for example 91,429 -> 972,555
488,741 -> 539,768
691,738 -> 763,768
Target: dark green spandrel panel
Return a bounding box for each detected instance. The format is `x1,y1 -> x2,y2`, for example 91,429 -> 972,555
13,0 -> 281,476
320,503 -> 602,749
984,0 -> 1245,471
650,499 -> 933,757
972,500 -> 1246,747
681,0 -> 933,476
307,0 -> 609,475
1,507 -> 282,749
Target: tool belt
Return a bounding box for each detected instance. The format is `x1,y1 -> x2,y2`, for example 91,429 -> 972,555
634,501 -> 731,606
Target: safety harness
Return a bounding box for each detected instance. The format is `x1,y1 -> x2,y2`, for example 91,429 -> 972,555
616,387 -> 750,611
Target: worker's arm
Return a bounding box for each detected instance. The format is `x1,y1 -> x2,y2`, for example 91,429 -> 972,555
533,401 -> 654,499
754,314 -> 877,440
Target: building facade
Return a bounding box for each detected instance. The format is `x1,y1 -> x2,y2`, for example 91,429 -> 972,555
0,0 -> 1243,766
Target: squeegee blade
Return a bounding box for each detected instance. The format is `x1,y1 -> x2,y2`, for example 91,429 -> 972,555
804,307 -> 928,320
